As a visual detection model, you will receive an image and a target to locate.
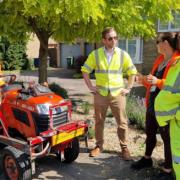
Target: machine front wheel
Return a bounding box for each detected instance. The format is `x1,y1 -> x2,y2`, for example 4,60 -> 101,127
1,146 -> 32,180
63,137 -> 79,163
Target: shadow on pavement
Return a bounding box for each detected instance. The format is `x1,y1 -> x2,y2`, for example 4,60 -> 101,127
0,147 -> 172,180
19,68 -> 76,79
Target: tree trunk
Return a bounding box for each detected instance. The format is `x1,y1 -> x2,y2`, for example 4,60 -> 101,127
38,36 -> 49,83
27,17 -> 50,83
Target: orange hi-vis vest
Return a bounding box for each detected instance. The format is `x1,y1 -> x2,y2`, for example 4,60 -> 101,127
143,51 -> 180,107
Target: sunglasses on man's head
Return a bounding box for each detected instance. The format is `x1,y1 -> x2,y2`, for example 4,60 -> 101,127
106,36 -> 118,41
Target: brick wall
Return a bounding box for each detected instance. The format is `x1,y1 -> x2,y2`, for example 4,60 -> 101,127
142,39 -> 158,74
135,64 -> 143,73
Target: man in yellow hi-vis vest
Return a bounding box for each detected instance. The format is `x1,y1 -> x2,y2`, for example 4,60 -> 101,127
155,59 -> 180,180
81,27 -> 137,160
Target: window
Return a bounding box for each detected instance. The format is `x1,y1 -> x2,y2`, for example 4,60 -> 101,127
158,10 -> 180,32
118,38 -> 142,64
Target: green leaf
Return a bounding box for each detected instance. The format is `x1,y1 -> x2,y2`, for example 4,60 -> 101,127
0,0 -> 175,81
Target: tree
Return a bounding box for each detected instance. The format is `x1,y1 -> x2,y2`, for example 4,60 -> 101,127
0,0 -> 179,82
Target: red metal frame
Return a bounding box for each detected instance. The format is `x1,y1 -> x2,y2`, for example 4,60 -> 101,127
0,112 -> 9,137
49,101 -> 72,130
0,105 -> 88,158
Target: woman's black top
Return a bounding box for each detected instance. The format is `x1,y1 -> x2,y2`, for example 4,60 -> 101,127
147,65 -> 166,116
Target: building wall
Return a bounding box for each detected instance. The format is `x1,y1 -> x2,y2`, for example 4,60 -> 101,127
60,43 -> 81,68
135,64 -> 143,73
142,39 -> 158,74
26,34 -> 40,59
26,34 -> 59,67
26,34 -> 58,59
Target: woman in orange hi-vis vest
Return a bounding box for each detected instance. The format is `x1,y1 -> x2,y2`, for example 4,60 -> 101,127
131,32 -> 180,179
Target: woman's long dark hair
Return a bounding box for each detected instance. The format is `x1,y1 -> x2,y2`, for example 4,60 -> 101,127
158,32 -> 180,51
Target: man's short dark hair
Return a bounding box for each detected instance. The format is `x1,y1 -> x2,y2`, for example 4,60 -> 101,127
102,27 -> 116,39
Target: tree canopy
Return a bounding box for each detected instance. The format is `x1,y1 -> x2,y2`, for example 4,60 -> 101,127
0,0 -> 179,82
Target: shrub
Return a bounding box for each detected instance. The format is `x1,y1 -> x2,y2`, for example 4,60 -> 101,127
49,83 -> 68,99
3,42 -> 28,70
72,100 -> 92,115
0,52 -> 3,62
81,101 -> 91,114
126,95 -> 146,130
22,58 -> 34,70
0,36 -> 29,70
85,119 -> 95,139
73,73 -> 83,79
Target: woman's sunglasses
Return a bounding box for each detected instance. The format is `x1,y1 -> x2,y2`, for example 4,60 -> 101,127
156,40 -> 164,44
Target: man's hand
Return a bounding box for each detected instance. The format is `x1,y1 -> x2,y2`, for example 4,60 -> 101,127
82,72 -> 97,95
120,88 -> 131,96
89,86 -> 98,95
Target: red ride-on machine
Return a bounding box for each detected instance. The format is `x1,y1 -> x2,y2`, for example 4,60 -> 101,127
0,75 -> 88,180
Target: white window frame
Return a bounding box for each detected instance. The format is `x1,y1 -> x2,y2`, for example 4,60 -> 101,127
119,38 -> 142,64
158,10 -> 180,32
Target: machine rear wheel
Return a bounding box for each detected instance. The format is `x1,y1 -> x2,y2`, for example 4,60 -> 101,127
1,146 -> 32,180
63,138 -> 79,163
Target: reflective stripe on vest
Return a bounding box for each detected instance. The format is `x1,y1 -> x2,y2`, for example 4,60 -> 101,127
174,72 -> 180,87
119,50 -> 124,72
83,63 -> 93,72
172,155 -> 180,164
156,106 -> 180,116
163,73 -> 180,93
95,69 -> 122,74
95,50 -> 124,74
163,86 -> 180,93
95,50 -> 100,70
123,65 -> 136,74
97,86 -> 124,92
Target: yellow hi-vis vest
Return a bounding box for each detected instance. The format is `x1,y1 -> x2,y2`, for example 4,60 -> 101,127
81,47 -> 137,96
0,64 -> 5,86
155,59 -> 180,180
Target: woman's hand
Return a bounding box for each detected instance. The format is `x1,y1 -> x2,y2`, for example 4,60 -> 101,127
146,74 -> 158,85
